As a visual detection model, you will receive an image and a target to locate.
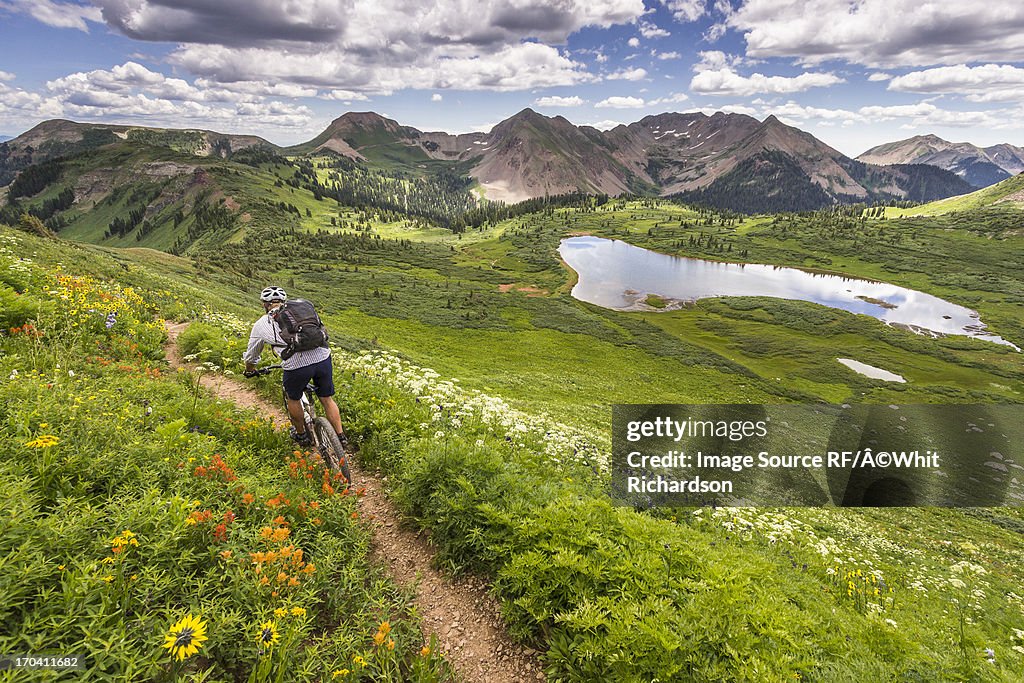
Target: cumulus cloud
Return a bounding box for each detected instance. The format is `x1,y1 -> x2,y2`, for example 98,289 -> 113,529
887,63 -> 1024,102
1,0 -> 103,32
38,61 -> 313,131
321,89 -> 370,101
638,20 -> 670,38
0,70 -> 15,81
661,0 -> 706,22
88,0 -> 644,94
172,41 -> 591,93
727,0 -> 1024,67
534,95 -> 585,106
627,37 -> 640,47
595,95 -> 646,108
657,51 -> 681,60
584,119 -> 628,130
648,92 -> 689,106
690,67 -> 842,96
431,93 -> 443,102
759,98 -> 1024,131
607,67 -> 647,81
867,73 -> 892,82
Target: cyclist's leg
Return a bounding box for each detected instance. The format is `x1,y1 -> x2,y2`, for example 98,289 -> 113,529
310,358 -> 346,437
282,367 -> 313,436
285,398 -> 305,433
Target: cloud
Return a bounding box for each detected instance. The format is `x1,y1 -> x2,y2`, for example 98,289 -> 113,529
0,70 -> 15,81
1,0 -> 102,32
172,41 -> 592,93
660,0 -> 706,22
607,67 -> 647,81
534,95 -> 585,107
764,100 -> 864,126
96,0 -> 645,49
638,20 -> 670,38
858,102 -> 995,127
431,93 -> 443,102
648,92 -> 689,106
89,1 -> 645,95
584,119 -> 628,130
38,61 -> 313,131
595,95 -> 646,108
727,0 -> 1024,67
695,104 -> 759,117
321,89 -> 370,101
692,50 -> 742,72
657,51 -> 681,60
627,37 -> 640,47
690,68 -> 843,96
867,73 -> 892,82
887,63 -> 1024,102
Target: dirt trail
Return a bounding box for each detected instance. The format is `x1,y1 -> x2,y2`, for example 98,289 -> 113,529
164,322 -> 544,683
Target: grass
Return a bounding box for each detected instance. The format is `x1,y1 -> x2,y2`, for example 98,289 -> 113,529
0,226 -> 453,681
5,215 -> 1024,680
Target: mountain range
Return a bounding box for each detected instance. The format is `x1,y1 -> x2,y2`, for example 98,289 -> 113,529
858,135 -> 1024,189
279,109 -> 975,210
3,109 -> 1013,214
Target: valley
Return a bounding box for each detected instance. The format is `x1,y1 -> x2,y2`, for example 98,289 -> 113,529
2,113 -> 1024,681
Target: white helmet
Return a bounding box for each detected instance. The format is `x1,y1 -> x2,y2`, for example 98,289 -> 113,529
259,286 -> 287,303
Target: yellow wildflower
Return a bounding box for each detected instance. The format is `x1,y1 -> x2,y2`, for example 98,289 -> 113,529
163,614 -> 208,662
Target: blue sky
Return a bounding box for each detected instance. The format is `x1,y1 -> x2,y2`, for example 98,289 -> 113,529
2,0 -> 1024,156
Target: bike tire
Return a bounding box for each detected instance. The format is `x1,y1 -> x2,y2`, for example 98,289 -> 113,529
313,416 -> 351,486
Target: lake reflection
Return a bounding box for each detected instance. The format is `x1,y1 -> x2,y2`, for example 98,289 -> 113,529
559,236 -> 1017,348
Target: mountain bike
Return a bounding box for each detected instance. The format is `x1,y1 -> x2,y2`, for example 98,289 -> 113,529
254,364 -> 351,486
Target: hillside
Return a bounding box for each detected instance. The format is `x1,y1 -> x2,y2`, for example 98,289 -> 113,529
4,193 -> 1024,678
895,171 -> 1024,215
858,134 -> 1024,188
0,119 -> 278,187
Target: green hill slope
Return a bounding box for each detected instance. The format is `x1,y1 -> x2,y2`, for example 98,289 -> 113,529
5,221 -> 1024,681
900,172 -> 1024,215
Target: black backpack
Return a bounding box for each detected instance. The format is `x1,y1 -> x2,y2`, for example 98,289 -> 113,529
270,299 -> 329,360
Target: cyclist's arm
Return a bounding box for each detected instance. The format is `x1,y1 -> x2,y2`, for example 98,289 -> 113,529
243,319 -> 268,373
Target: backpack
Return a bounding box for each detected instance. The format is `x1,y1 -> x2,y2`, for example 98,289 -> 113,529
269,299 -> 329,360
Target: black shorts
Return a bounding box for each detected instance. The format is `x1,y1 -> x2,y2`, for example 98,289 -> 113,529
282,357 -> 334,401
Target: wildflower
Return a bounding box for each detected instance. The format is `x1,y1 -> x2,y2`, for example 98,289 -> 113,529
378,621 -> 391,636
102,575 -> 114,583
352,656 -> 366,667
274,608 -> 288,618
386,639 -> 395,651
290,607 -> 306,617
58,564 -> 66,571
420,646 -> 430,657
25,435 -> 60,448
242,493 -> 255,505
256,621 -> 280,647
374,631 -> 386,647
984,647 -> 996,664
163,614 -> 208,661
332,670 -> 350,679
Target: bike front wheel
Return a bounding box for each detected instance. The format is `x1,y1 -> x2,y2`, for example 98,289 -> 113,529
312,416 -> 351,486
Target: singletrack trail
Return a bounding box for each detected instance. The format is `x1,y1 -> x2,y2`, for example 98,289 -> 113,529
164,322 -> 544,683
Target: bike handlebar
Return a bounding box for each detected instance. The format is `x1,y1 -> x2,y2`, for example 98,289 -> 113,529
253,364 -> 282,376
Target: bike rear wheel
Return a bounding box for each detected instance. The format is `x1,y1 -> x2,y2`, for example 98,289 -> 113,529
313,416 -> 351,486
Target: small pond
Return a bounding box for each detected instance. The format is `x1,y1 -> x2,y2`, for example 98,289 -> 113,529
559,236 -> 1016,348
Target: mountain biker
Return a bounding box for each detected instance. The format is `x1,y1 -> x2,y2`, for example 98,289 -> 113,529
242,286 -> 348,449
